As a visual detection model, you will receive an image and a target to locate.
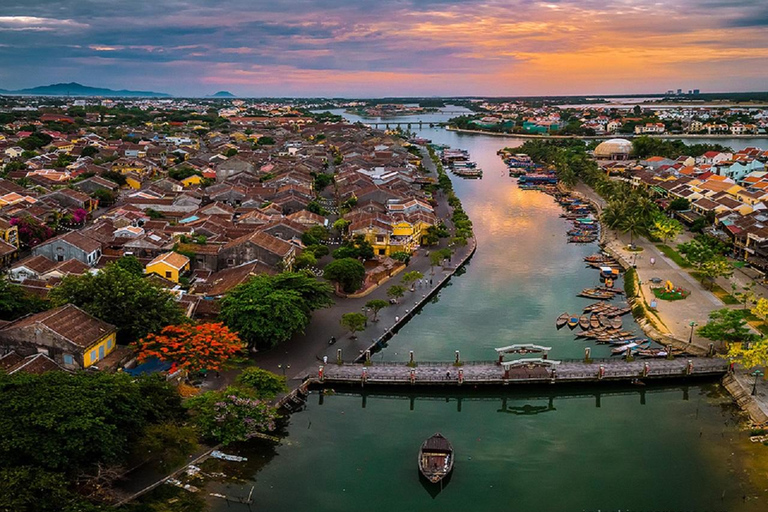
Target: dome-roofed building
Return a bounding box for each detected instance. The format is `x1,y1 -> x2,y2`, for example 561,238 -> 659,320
594,138 -> 632,160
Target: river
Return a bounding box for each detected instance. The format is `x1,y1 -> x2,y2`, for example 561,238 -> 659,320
206,108 -> 768,511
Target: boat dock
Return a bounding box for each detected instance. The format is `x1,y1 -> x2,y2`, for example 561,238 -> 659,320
314,356 -> 728,387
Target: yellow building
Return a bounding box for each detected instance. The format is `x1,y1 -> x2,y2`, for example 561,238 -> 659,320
146,251 -> 191,283
351,213 -> 435,257
181,174 -> 203,187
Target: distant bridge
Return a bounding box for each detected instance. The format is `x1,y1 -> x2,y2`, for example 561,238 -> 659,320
363,121 -> 449,128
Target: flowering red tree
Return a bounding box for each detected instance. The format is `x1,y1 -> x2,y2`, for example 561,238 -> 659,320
132,323 -> 244,373
10,216 -> 55,248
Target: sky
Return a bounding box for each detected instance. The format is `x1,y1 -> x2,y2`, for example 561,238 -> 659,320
0,0 -> 767,97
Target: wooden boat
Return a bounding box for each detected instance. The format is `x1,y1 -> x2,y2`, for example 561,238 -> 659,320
584,254 -> 613,263
595,286 -> 624,295
598,315 -> 610,327
589,314 -> 600,329
610,317 -> 622,330
419,433 -> 454,484
579,315 -> 590,330
637,348 -> 669,358
556,313 -> 569,329
579,291 -> 614,300
567,316 -> 579,329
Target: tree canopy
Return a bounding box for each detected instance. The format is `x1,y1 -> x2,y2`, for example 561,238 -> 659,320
49,264 -> 186,343
219,272 -> 333,350
0,279 -> 49,321
697,309 -> 758,345
325,258 -> 366,293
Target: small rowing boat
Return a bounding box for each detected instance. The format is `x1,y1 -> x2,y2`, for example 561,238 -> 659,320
567,316 -> 579,329
579,315 -> 590,330
419,433 -> 454,484
556,313 -> 569,329
610,317 -> 622,330
589,314 -> 600,329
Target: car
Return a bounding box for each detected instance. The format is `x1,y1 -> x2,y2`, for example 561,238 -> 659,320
649,277 -> 663,284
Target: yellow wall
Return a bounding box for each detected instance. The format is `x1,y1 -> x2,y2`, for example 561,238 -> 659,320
146,261 -> 189,283
181,175 -> 203,187
83,332 -> 117,367
125,176 -> 142,189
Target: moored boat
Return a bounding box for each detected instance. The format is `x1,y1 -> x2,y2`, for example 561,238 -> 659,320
579,315 -> 590,330
567,316 -> 580,329
589,314 -> 600,329
556,313 -> 570,329
419,433 -> 454,484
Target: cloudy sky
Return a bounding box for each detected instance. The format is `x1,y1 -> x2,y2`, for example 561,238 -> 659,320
0,0 -> 766,97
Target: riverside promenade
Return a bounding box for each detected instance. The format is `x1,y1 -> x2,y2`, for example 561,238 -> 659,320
314,357 -> 728,387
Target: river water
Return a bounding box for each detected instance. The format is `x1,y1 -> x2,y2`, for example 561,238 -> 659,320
207,108 -> 768,511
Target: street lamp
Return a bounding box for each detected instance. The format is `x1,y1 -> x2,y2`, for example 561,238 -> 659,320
278,364 -> 290,377
688,321 -> 698,344
751,369 -> 764,396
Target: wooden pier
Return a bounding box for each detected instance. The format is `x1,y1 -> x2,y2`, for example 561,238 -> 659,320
315,357 -> 728,387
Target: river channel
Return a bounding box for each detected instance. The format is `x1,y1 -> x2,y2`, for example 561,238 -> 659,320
207,109 -> 768,511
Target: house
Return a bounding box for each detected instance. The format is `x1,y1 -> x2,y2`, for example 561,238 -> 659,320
146,251 -> 191,283
40,188 -> 97,212
219,231 -> 298,270
0,351 -> 63,374
32,231 -> 102,266
0,304 -> 117,370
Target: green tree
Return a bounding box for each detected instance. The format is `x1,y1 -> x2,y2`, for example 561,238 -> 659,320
134,423 -> 198,472
365,299 -> 389,322
301,225 -> 330,246
698,256 -> 732,290
340,312 -> 367,338
325,258 -> 366,293
402,270 -> 424,287
48,264 -> 185,343
80,145 -> 99,158
294,251 -> 317,270
751,297 -> 768,325
333,218 -> 350,236
698,309 -> 758,345
387,284 -> 406,303
219,272 -> 333,350
236,367 -> 287,398
650,215 -> 683,244
391,251 -> 411,265
114,255 -> 144,275
0,280 -> 49,321
669,198 -> 690,211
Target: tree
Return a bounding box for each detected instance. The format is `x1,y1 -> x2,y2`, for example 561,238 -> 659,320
340,312 -> 367,338
725,338 -> 768,370
236,367 -> 287,398
10,216 -> 55,248
333,218 -> 350,236
81,145 -> 99,158
114,255 -> 144,275
294,251 -> 317,270
650,215 -> 683,244
752,297 -> 768,324
325,258 -> 366,293
698,256 -> 732,290
301,225 -> 330,246
0,280 -> 48,321
365,299 -> 389,322
734,282 -> 757,311
49,264 -> 185,343
219,272 -> 333,350
134,423 -> 198,472
402,270 -> 424,287
669,198 -> 690,211
391,251 -> 411,265
387,284 -> 406,303
91,188 -> 116,206
132,323 -> 244,373
677,235 -> 727,269
698,309 -> 758,345
186,387 -> 278,445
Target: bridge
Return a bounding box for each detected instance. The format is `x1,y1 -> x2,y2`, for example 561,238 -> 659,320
313,356 -> 728,388
363,121 -> 449,128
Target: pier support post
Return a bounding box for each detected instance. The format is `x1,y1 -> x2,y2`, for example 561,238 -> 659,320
362,394 -> 367,408
337,348 -> 342,365
498,353 -> 504,365
455,350 -> 461,365
458,368 -> 464,385
361,367 -> 367,387
585,347 -> 591,363
643,362 -> 650,378
595,393 -> 601,408
503,368 -> 510,379
318,366 -> 324,381
640,390 -> 646,405
708,343 -> 715,357
410,369 -> 416,385
365,350 -> 371,365
409,350 -> 414,366
550,368 -> 557,384
598,365 -> 605,380
686,359 -> 693,376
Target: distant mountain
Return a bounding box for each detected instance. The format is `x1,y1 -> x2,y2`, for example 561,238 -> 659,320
0,82 -> 171,97
209,91 -> 236,98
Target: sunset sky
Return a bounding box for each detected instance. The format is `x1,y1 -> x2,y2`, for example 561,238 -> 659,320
1,0 -> 767,97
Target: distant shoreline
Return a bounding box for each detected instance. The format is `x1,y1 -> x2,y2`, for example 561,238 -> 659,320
445,126 -> 768,140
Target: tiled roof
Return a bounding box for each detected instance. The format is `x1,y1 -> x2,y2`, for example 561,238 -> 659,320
1,304 -> 114,349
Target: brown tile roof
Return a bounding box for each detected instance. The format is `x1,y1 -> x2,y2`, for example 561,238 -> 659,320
1,304 -> 115,349
147,251 -> 190,270
223,230 -> 294,257
11,254 -> 58,274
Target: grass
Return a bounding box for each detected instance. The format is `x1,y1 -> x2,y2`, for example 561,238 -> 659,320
742,311 -> 768,336
656,244 -> 691,268
625,245 -> 644,252
652,287 -> 690,301
689,271 -> 740,304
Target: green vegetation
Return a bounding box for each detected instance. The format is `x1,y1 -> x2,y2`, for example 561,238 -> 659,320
332,234 -> 374,260
49,264 -> 186,343
387,284 -> 406,303
365,299 -> 389,322
219,272 -> 333,350
0,372 -> 185,510
655,245 -> 690,268
340,312 -> 367,338
698,308 -> 758,345
652,287 -> 690,301
236,367 -> 288,398
631,136 -> 732,159
325,257 -> 366,293
0,279 -> 49,321
186,386 -> 278,445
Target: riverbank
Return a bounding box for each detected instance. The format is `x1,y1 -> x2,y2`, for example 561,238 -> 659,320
447,126 -> 768,140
